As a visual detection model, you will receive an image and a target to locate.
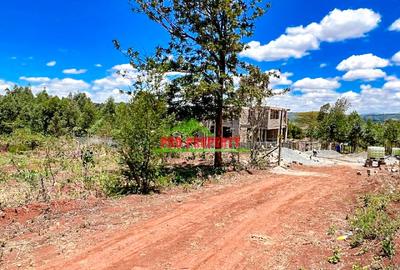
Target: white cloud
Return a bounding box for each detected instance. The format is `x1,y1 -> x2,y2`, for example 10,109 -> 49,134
25,78 -> 90,97
240,8 -> 381,62
337,53 -> 389,71
19,64 -> 134,103
95,64 -> 102,67
349,83 -> 400,113
336,54 -> 390,81
20,76 -> 51,83
267,90 -> 340,112
63,68 -> 87,75
320,63 -> 327,68
46,61 -> 56,67
293,77 -> 340,92
389,18 -> 400,31
342,69 -> 387,81
268,70 -> 293,88
392,51 -> 400,65
90,64 -> 140,103
268,77 -> 400,113
92,64 -> 138,90
316,9 -> 381,42
268,77 -> 341,111
111,64 -> 135,72
0,79 -> 14,94
383,77 -> 400,90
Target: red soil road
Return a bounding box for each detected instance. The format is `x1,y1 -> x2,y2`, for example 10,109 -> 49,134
21,165 -> 368,270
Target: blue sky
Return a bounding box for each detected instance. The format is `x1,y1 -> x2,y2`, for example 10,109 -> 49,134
1,0 -> 400,113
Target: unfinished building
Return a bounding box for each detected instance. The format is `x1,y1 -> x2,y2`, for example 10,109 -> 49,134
207,106 -> 289,145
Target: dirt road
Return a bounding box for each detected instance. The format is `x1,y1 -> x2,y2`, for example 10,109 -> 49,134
2,165 -> 368,269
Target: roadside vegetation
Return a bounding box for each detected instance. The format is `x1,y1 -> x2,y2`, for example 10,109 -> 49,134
323,172 -> 400,269
288,98 -> 400,153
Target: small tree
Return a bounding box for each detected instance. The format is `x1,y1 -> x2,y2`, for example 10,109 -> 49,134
114,91 -> 172,193
288,122 -> 304,140
383,120 -> 400,152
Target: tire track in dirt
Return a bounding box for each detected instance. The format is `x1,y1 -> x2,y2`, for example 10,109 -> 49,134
39,175 -> 293,269
36,166 -> 359,270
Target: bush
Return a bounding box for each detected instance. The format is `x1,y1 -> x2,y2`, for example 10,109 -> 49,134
349,193 -> 400,256
114,91 -> 172,194
5,129 -> 45,153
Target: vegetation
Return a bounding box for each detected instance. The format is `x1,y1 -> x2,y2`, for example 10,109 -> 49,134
0,86 -> 115,137
349,193 -> 400,258
0,83 -> 226,201
114,91 -> 172,194
327,248 -> 342,264
288,98 -> 400,152
0,137 -> 121,208
115,0 -> 276,167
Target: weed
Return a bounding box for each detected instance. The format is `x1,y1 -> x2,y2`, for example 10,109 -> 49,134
327,224 -> 337,236
347,192 -> 400,264
327,248 -> 341,264
381,237 -> 395,258
352,263 -> 368,270
350,194 -> 400,241
99,173 -> 125,196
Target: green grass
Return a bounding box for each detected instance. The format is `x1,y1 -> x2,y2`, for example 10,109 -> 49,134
349,193 -> 400,258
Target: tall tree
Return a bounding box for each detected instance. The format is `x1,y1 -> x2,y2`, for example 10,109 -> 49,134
363,119 -> 383,147
116,0 -> 271,167
384,119 -> 400,151
347,111 -> 363,152
318,98 -> 350,143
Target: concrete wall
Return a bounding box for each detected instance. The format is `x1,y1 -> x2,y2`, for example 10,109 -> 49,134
205,106 -> 289,144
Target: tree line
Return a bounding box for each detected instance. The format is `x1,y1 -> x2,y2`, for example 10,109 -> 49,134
288,98 -> 400,152
0,86 -> 119,137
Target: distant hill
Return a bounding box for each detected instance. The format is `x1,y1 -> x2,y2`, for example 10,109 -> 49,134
288,112 -> 400,123
288,112 -> 299,121
362,114 -> 400,122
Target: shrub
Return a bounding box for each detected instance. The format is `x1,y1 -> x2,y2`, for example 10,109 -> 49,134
6,129 -> 45,153
327,248 -> 341,264
114,91 -> 172,194
349,193 -> 400,256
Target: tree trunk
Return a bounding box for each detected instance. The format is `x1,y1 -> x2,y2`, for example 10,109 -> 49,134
214,95 -> 223,168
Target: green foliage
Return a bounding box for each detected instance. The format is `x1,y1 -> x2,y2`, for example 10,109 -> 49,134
98,173 -> 126,197
91,98 -> 117,136
382,237 -> 396,258
171,119 -> 211,138
347,111 -> 364,152
363,119 -> 384,147
114,91 -> 172,194
294,112 -> 319,140
326,224 -> 337,236
352,263 -> 369,270
288,98 -> 400,152
118,0 -> 275,167
0,136 -> 122,207
327,248 -> 341,264
349,193 -> 400,257
5,129 -> 46,153
288,122 -> 304,140
383,119 -> 400,150
318,98 -> 350,143
0,86 -> 102,137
